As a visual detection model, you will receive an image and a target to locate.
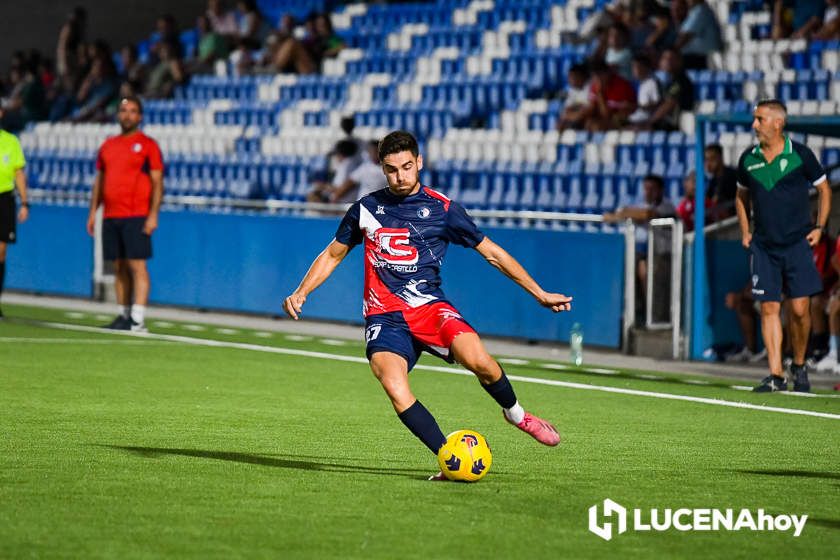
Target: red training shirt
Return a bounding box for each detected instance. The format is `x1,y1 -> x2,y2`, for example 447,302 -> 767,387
96,131 -> 164,218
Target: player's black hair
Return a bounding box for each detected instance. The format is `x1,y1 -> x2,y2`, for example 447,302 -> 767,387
334,139 -> 359,158
704,143 -> 723,156
378,130 -> 419,160
755,98 -> 788,114
643,174 -> 665,190
119,95 -> 143,114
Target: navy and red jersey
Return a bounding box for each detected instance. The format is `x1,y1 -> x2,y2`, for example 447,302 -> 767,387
335,185 -> 485,317
96,131 -> 164,219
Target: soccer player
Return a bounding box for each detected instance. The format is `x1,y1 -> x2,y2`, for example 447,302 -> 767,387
86,96 -> 164,332
283,131 -> 571,478
735,99 -> 831,393
0,106 -> 30,318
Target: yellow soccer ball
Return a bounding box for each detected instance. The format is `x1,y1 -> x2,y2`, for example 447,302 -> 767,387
437,430 -> 493,482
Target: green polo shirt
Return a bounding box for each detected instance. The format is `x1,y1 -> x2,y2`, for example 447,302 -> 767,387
736,136 -> 826,247
0,129 -> 26,194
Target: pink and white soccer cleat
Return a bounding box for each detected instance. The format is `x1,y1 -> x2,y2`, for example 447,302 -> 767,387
506,412 -> 561,446
428,471 -> 449,481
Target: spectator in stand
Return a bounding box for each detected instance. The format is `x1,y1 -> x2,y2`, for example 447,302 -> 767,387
268,15 -> 318,74
674,0 -> 723,70
704,143 -> 738,220
71,55 -> 119,122
307,139 -> 361,204
150,14 -> 183,64
331,140 -> 386,202
647,0 -> 686,50
190,14 -> 230,74
119,45 -> 146,93
603,174 -> 676,322
236,0 -> 271,50
813,0 -> 840,39
635,47 -> 694,131
1,61 -> 46,132
675,170 -> 712,232
206,0 -> 238,38
302,13 -> 345,71
55,6 -> 87,81
605,23 -> 633,81
627,53 -> 661,127
339,115 -> 369,163
556,63 -> 591,132
581,59 -> 636,131
144,42 -> 186,99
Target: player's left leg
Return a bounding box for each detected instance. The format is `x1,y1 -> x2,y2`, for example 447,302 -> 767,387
124,217 -> 152,332
126,259 -> 149,332
368,350 -> 447,455
450,332 -> 560,446
788,296 -> 811,392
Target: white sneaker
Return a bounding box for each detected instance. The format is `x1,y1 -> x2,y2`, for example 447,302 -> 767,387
748,348 -> 768,363
725,347 -> 754,362
130,319 -> 148,333
815,352 -> 837,373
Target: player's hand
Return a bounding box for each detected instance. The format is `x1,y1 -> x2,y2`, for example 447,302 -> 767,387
143,215 -> 158,235
86,213 -> 96,236
538,292 -> 573,313
17,205 -> 28,224
806,227 -> 822,247
283,292 -> 306,320
741,232 -> 752,249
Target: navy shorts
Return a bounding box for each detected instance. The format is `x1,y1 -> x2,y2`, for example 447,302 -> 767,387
102,217 -> 152,260
0,192 -> 16,243
749,238 -> 822,302
364,302 -> 476,371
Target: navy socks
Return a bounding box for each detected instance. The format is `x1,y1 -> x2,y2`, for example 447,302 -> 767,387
398,400 -> 447,454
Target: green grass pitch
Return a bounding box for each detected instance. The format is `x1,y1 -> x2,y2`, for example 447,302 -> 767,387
1,303 -> 839,559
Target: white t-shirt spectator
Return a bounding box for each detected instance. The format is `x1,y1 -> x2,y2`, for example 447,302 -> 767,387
351,162 -> 387,199
628,76 -> 662,123
565,83 -> 590,107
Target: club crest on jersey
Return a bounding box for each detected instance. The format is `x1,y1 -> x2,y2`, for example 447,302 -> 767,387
417,206 -> 431,219
373,228 -> 419,265
376,205 -> 385,215
132,143 -> 142,153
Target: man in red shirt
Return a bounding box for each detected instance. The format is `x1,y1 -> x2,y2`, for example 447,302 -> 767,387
582,59 -> 636,131
86,96 -> 164,332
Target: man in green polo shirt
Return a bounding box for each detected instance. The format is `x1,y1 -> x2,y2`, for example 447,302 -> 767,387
735,99 -> 831,393
0,107 -> 30,318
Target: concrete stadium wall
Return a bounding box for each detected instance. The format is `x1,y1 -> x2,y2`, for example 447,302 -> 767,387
6,204 -> 627,348
1,0 -> 205,74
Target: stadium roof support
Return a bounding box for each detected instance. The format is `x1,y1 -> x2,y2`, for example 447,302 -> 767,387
690,113 -> 840,360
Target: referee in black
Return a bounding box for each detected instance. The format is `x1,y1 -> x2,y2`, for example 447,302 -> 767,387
0,106 -> 30,318
735,99 -> 831,393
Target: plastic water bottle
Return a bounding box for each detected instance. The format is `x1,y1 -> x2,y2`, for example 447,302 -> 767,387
570,323 -> 583,366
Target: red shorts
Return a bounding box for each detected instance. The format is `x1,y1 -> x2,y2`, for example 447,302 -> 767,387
364,301 -> 476,370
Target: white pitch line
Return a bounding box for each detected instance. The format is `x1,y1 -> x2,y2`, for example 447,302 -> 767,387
498,358 -> 530,366
0,336 -> 173,346
34,320 -> 840,420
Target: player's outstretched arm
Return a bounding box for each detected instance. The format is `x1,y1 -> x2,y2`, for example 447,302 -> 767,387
474,237 -> 572,312
283,239 -> 351,320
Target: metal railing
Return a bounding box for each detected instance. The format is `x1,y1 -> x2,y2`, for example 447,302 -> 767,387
645,217 -> 684,359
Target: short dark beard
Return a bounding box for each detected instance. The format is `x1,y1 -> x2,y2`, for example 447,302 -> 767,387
120,122 -> 138,134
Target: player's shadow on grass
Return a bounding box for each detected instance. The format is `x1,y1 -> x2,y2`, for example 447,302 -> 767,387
737,468 -> 840,481
104,445 -> 434,479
